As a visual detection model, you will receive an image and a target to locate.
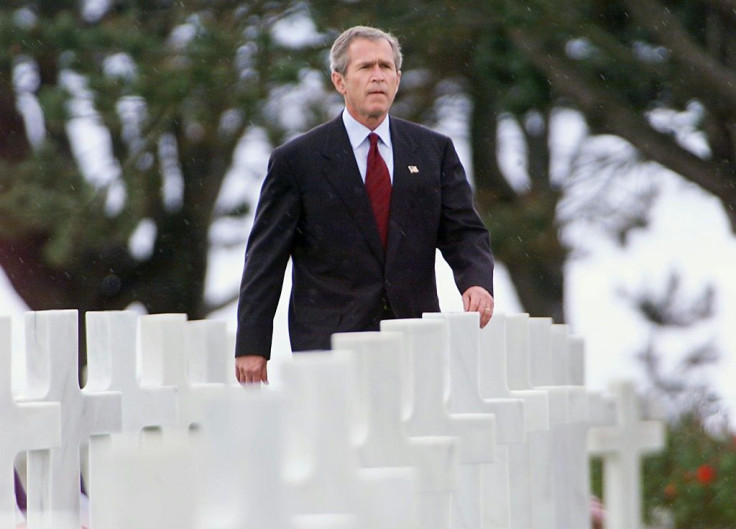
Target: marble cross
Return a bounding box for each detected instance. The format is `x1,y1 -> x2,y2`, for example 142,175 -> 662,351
331,331 -> 457,529
84,311 -> 179,527
138,314 -> 225,432
88,430 -> 199,529
381,318 -> 496,529
0,316 -> 60,528
85,310 -> 178,435
24,310 -> 122,529
290,513 -> 366,529
196,387 -> 289,529
503,313 -> 552,529
425,311 -> 526,529
280,350 -> 417,528
186,319 -> 239,386
588,380 -> 666,529
529,319 -> 591,529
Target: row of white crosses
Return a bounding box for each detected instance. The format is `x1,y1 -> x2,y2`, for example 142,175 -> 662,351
1,309 -> 665,529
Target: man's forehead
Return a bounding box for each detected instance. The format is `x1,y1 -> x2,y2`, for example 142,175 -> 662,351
347,38 -> 396,64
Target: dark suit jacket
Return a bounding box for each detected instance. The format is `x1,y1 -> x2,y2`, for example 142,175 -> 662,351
235,114 -> 494,359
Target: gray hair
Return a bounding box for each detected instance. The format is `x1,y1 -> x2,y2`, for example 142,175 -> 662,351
329,26 -> 403,75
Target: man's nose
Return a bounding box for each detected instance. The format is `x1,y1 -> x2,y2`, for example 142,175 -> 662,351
369,65 -> 384,80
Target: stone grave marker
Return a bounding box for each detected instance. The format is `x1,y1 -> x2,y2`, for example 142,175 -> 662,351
503,313 -> 552,529
196,387 -> 288,529
534,321 -> 591,529
425,311 -> 526,529
332,331 -> 457,529
91,431 -> 199,529
280,350 -> 417,528
589,380 -> 666,529
24,310 -> 122,529
186,319 -> 239,386
85,310 -> 178,435
381,318 -> 496,529
0,316 -> 61,528
138,314 -> 226,432
85,310 -> 179,527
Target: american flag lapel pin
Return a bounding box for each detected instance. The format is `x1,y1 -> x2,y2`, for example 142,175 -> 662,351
408,165 -> 419,174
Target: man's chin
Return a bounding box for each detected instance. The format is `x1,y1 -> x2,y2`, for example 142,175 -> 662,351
366,105 -> 390,118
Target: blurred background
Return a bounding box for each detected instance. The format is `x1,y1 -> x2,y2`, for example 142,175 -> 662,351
2,1 -> 736,526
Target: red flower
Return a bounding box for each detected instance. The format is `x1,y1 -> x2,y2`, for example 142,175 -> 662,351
663,483 -> 677,501
695,464 -> 716,485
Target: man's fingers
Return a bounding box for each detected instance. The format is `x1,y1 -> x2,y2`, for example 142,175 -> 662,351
462,286 -> 494,329
479,303 -> 494,329
235,355 -> 268,385
462,288 -> 482,312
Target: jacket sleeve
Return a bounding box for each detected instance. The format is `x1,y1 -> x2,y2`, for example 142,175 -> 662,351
436,137 -> 495,296
234,149 -> 301,359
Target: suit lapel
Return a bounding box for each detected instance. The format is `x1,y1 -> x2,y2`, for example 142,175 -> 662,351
386,120 -> 420,267
320,116 -> 386,263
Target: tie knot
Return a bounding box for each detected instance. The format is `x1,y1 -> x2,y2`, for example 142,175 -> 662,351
369,132 -> 379,148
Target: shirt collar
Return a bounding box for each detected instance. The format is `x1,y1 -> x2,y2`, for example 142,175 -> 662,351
342,108 -> 392,149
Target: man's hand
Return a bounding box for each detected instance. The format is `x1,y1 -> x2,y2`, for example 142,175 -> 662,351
235,355 -> 269,384
462,286 -> 495,329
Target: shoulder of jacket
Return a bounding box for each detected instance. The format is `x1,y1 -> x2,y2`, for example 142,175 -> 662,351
281,117 -> 340,146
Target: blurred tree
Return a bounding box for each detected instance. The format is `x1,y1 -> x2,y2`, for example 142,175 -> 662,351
0,0 -> 327,368
307,0 -> 736,324
501,0 -> 736,233
624,272 -> 721,424
624,271 -> 736,528
308,0 -> 569,322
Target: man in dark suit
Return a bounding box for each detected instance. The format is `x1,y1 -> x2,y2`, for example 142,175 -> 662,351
235,26 -> 494,383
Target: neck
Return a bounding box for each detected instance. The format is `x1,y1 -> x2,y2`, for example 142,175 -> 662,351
347,109 -> 388,131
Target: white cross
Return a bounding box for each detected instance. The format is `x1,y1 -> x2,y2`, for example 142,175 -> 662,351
588,380 -> 665,529
138,314 -> 225,432
24,310 -> 122,529
186,319 -> 239,386
281,351 -> 417,528
196,388 -> 289,528
425,311 -> 525,529
332,331 -> 457,529
381,318 -> 496,529
530,320 -> 592,529
85,311 -> 178,434
84,311 -> 179,527
85,429 -> 199,529
503,313 -> 552,529
0,316 -> 60,528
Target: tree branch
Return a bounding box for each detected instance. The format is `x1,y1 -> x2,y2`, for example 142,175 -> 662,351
509,28 -> 736,227
622,0 -> 736,113
0,84 -> 31,162
705,0 -> 736,24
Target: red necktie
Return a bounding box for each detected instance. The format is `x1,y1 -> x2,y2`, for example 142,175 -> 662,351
365,133 -> 392,249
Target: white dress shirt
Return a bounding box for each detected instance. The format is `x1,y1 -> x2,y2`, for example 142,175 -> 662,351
341,108 -> 395,183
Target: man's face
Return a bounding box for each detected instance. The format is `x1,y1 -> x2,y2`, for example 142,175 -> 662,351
331,37 -> 401,129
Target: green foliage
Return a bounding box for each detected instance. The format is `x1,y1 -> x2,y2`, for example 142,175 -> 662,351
480,190 -> 564,265
0,143 -> 116,266
0,1 -> 321,319
643,415 -> 736,528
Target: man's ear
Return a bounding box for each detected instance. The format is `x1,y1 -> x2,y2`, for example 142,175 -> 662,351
331,71 -> 345,95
